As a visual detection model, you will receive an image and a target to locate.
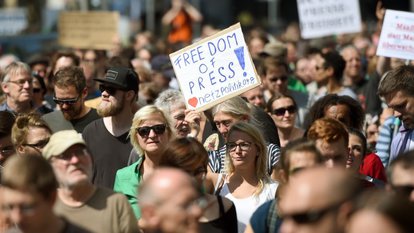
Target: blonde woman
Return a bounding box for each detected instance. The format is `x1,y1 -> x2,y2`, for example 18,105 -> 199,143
214,122 -> 278,233
113,105 -> 174,220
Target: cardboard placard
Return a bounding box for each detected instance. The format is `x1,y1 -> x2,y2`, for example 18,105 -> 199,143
377,10 -> 414,60
297,0 -> 361,39
170,23 -> 261,111
58,11 -> 119,50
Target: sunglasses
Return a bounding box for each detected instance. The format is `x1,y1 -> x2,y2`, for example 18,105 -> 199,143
53,95 -> 80,105
99,84 -> 118,95
268,76 -> 288,83
282,202 -> 341,224
272,105 -> 296,116
22,138 -> 50,149
136,124 -> 167,137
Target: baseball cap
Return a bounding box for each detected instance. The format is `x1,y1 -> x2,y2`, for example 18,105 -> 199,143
260,41 -> 287,59
94,67 -> 139,93
43,130 -> 86,160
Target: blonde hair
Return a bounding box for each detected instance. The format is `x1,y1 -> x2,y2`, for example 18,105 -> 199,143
129,105 -> 174,155
212,96 -> 251,120
225,122 -> 269,196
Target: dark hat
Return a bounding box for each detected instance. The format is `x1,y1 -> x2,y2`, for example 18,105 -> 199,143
94,67 -> 139,93
151,55 -> 175,79
26,54 -> 49,67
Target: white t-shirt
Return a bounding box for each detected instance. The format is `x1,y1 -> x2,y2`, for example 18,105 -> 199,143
219,181 -> 278,233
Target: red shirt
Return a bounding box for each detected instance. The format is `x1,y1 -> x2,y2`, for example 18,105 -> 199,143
359,153 -> 387,184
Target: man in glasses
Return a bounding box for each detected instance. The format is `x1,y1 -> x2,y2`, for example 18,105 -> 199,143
279,166 -> 361,233
388,150 -> 414,202
82,67 -> 139,189
1,155 -> 89,233
0,61 -> 35,115
42,66 -> 100,133
259,57 -> 308,128
42,130 -> 138,233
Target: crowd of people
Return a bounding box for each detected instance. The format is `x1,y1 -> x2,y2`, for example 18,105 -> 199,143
0,0 -> 414,233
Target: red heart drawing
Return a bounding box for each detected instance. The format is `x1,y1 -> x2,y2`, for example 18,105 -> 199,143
188,97 -> 198,107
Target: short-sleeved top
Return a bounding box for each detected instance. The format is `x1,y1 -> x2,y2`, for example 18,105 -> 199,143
54,187 -> 138,233
208,143 -> 280,175
82,119 -> 133,189
219,182 -> 278,233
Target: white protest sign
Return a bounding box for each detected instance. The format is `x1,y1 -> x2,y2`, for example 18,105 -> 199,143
297,0 -> 361,39
0,8 -> 27,36
377,10 -> 414,60
170,23 -> 261,111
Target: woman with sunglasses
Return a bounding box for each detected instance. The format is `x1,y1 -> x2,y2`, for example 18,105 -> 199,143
11,113 -> 52,157
215,122 -> 278,233
267,93 -> 304,148
158,137 -> 238,233
32,74 -> 53,114
114,105 -> 173,220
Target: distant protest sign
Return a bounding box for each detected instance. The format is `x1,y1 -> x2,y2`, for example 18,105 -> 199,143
170,23 -> 261,111
297,0 -> 361,39
377,10 -> 414,60
58,11 -> 119,50
0,8 -> 27,36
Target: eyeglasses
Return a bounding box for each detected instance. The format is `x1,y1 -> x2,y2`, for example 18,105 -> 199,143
8,79 -> 33,87
33,88 -> 42,93
99,84 -> 118,96
53,95 -> 80,105
282,202 -> 341,224
53,148 -> 89,161
392,185 -> 414,197
136,124 -> 167,137
22,138 -> 50,150
227,141 -> 253,152
272,105 -> 297,116
268,76 -> 288,83
0,145 -> 15,155
1,203 -> 37,216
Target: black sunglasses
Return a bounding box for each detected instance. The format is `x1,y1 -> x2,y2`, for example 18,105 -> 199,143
272,105 -> 297,116
136,124 -> 167,137
53,95 -> 80,105
282,202 -> 341,224
269,76 -> 288,83
99,84 -> 119,95
22,138 -> 50,149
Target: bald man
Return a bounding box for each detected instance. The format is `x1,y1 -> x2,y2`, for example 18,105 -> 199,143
279,167 -> 362,233
138,168 -> 204,233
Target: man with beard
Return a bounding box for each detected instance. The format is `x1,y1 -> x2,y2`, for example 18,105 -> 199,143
0,62 -> 35,115
82,67 -> 139,188
42,66 -> 100,133
378,65 -> 414,163
42,130 -> 138,233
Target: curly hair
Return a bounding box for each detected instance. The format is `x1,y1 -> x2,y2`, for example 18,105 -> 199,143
307,117 -> 349,145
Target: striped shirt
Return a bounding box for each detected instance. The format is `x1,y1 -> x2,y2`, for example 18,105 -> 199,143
208,143 -> 281,175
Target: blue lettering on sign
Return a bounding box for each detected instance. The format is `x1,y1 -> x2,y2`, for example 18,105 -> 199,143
173,45 -> 206,69
234,46 -> 247,77
207,32 -> 239,56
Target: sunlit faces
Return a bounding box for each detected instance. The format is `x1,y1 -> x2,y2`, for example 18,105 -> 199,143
170,104 -> 190,138
384,90 -> 414,129
324,104 -> 351,127
347,134 -> 364,172
341,47 -> 362,79
136,113 -> 170,154
226,130 -> 258,168
2,71 -> 33,104
264,65 -> 289,94
214,112 -> 238,141
97,86 -> 125,117
1,188 -> 54,233
315,139 -> 348,168
54,85 -> 83,120
346,210 -> 403,233
241,87 -> 265,109
271,97 -> 297,129
50,144 -> 92,188
18,127 -> 50,156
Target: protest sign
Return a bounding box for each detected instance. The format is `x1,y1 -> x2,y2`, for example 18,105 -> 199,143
377,10 -> 414,61
58,11 -> 119,50
0,8 -> 27,36
170,23 -> 261,111
297,0 -> 361,39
